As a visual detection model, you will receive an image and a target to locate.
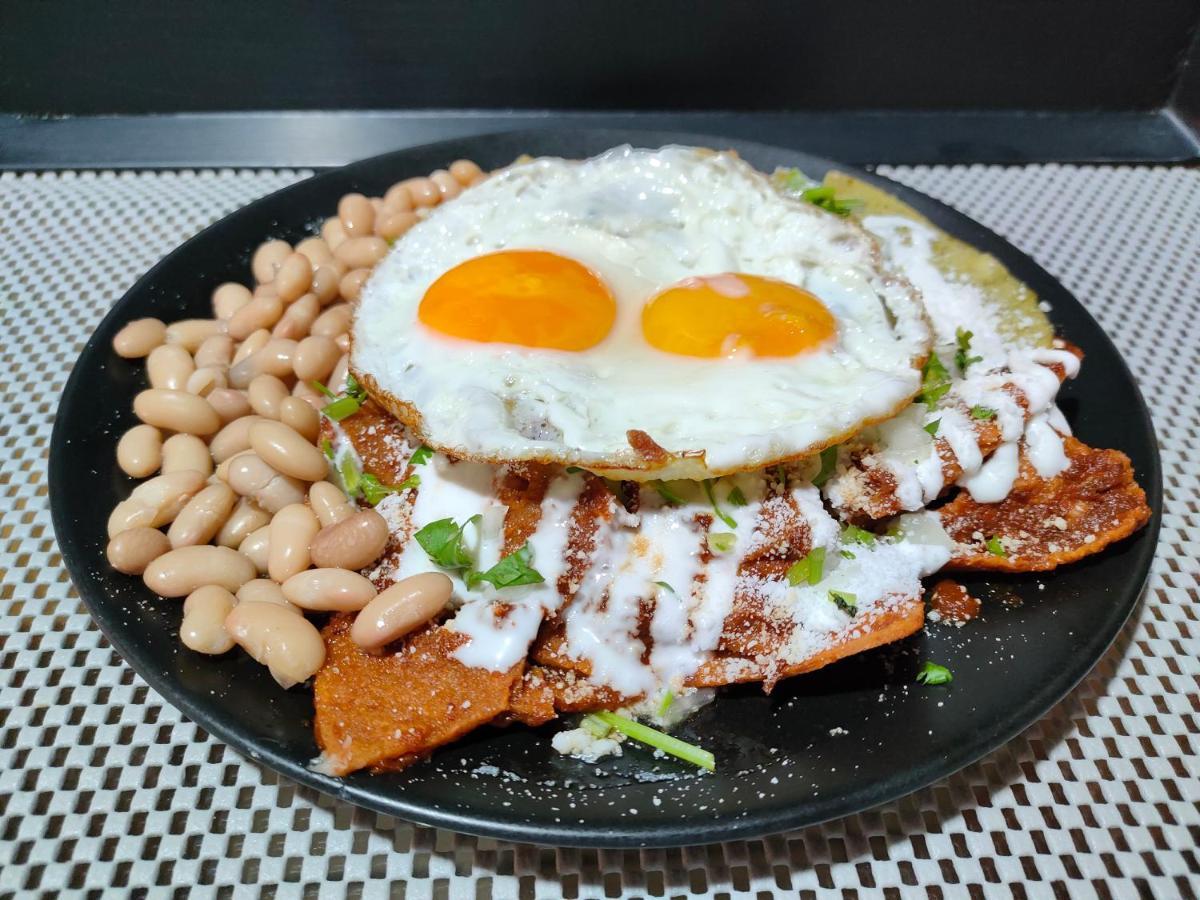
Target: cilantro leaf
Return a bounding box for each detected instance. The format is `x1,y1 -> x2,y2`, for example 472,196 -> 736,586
658,691 -> 674,716
653,580 -> 675,593
955,327 -> 983,374
985,535 -> 1007,557
841,524 -> 876,547
786,546 -> 826,586
812,446 -> 839,488
466,542 -> 544,589
409,445 -> 433,466
415,516 -> 479,570
320,438 -> 334,459
727,486 -> 748,507
702,479 -> 738,529
916,661 -> 953,685
918,353 -> 952,407
338,454 -> 361,496
840,549 -> 856,559
310,380 -> 337,399
924,419 -> 941,436
359,472 -> 419,506
828,590 -> 857,616
318,373 -> 369,422
709,532 -> 736,553
970,406 -> 997,420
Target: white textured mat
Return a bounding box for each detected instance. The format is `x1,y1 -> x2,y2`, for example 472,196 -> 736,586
1,165 -> 1197,898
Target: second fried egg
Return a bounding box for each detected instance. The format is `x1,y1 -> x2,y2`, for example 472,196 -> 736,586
352,145 -> 930,479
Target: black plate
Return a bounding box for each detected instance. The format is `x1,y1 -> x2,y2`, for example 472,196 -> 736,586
49,129 -> 1162,848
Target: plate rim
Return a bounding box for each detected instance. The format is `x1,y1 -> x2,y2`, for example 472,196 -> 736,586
49,127 -> 1163,848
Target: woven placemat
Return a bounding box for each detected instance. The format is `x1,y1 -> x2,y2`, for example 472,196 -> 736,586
1,164 -> 1197,898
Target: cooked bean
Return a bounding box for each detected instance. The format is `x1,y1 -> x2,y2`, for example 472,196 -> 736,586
272,293 -> 319,340
216,497 -> 272,548
401,177 -> 439,208
215,449 -> 252,483
310,264 -> 341,306
107,470 -> 207,537
144,545 -> 256,596
351,572 -> 452,650
291,380 -> 325,411
133,389 -> 221,436
247,373 -> 290,419
449,159 -> 483,185
250,420 -> 328,482
430,169 -> 461,201
232,328 -> 271,364
334,333 -> 350,354
161,433 -> 213,477
168,482 -> 236,548
292,334 -> 340,383
334,236 -> 388,270
338,193 -> 376,237
252,239 -> 292,284
279,396 -> 320,443
338,268 -> 369,302
328,354 -> 350,392
207,388 -> 252,423
468,172 -> 488,187
146,344 -> 195,391
229,338 -> 296,388
106,526 -> 172,575
295,237 -> 334,267
194,334 -> 234,368
383,181 -> 414,212
268,503 -> 319,582
117,424 -> 162,478
309,481 -> 354,527
310,509 -> 389,570
312,303 -> 352,338
274,253 -> 313,304
181,586 -> 237,654
227,452 -> 307,509
212,282 -> 253,320
236,578 -> 299,612
166,318 -> 223,353
113,318 -> 167,359
224,601 -> 325,689
185,365 -> 227,397
375,209 -> 418,242
210,415 -> 266,462
227,294 -> 284,340
282,568 -> 376,612
321,217 -> 347,250
238,526 -> 271,574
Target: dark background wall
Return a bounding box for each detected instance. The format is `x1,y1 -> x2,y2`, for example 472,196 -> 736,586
2,0 -> 1199,115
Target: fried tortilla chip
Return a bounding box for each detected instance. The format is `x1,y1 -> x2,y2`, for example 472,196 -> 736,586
313,616 -> 523,776
940,436 -> 1150,571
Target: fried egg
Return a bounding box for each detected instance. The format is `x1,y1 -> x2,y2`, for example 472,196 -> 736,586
352,146 -> 930,480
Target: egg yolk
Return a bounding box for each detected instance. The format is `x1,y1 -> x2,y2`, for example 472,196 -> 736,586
641,273 -> 836,358
418,250 -> 616,351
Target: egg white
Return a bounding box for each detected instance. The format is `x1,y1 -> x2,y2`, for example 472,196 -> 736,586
352,145 -> 931,479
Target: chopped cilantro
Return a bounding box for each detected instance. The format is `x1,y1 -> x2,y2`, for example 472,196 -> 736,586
653,581 -> 675,593
414,516 -> 479,570
654,481 -> 685,506
702,479 -> 738,529
924,419 -> 941,436
786,546 -> 826,586
318,374 -> 369,422
970,406 -> 997,420
658,692 -> 675,716
840,549 -> 856,559
828,590 -> 858,616
727,486 -> 748,507
310,380 -> 336,399
409,445 -> 433,466
812,446 -> 839,488
918,353 -> 952,407
916,661 -> 953,685
584,711 -> 715,771
320,438 -> 334,459
985,535 -> 1007,557
709,532 -> 736,553
338,454 -> 360,496
359,472 -> 418,506
565,466 -> 584,474
773,168 -> 813,193
841,524 -> 877,547
466,543 -> 544,589
955,327 -> 983,374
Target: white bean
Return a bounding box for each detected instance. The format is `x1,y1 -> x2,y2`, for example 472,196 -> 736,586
146,344 -> 195,391
116,424 -> 162,478
250,420 -> 328,482
133,389 -> 221,436
224,601 -> 325,689
106,526 -> 171,575
216,497 -> 272,548
160,433 -> 214,477
282,568 -> 376,611
238,526 -> 271,574
143,545 -> 256,596
181,586 -> 238,654
267,503 -> 319,582
167,482 -> 236,548
350,572 -> 452,649
107,470 -> 206,537
113,318 -> 166,358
